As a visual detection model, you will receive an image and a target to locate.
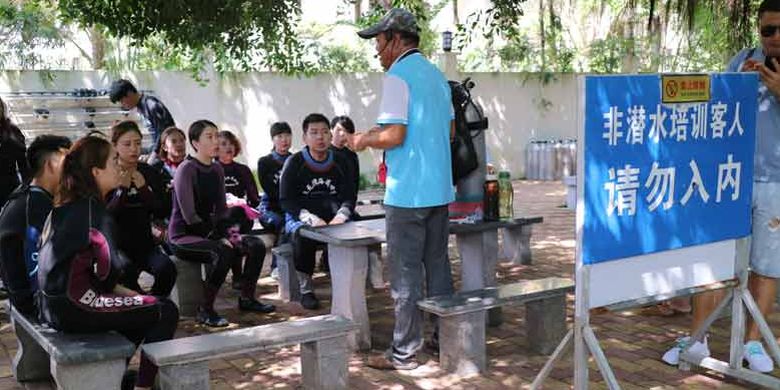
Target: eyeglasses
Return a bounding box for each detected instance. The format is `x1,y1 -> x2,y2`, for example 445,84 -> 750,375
761,25 -> 780,37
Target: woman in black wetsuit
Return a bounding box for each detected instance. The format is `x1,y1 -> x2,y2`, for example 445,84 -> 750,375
168,120 -> 274,327
107,120 -> 177,296
217,130 -> 260,287
0,97 -> 29,208
150,126 -> 187,225
37,135 -> 178,390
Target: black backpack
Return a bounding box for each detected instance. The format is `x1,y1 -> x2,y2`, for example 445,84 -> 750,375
450,77 -> 488,183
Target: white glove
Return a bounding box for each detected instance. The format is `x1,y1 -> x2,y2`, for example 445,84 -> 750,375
299,209 -> 327,227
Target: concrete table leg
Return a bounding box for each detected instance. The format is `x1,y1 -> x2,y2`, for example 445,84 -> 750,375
274,244 -> 300,303
501,225 -> 533,265
526,295 -> 567,355
367,244 -> 384,289
11,317 -> 49,381
170,256 -> 203,318
328,244 -> 371,351
51,358 -> 126,390
456,230 -> 502,326
301,335 -> 350,389
438,311 -> 486,375
158,361 -> 210,390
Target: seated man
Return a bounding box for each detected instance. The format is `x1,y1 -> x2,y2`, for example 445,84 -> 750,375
279,113 -> 356,310
0,135 -> 71,316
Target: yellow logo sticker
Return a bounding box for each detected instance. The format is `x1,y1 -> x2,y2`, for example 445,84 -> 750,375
661,74 -> 710,103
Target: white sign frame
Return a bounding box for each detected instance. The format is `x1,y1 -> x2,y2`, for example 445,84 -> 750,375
532,74 -> 780,390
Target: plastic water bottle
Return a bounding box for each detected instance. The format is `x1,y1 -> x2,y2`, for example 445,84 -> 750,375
498,171 -> 513,221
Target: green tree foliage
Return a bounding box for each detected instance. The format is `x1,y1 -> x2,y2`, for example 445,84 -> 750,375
56,0 -> 308,74
0,0 -> 64,69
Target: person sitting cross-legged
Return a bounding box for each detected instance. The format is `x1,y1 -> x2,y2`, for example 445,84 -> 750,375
279,113 -> 357,310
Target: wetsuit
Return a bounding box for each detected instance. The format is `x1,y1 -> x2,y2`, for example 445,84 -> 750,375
219,161 -> 260,208
279,147 -> 356,275
0,185 -> 52,316
149,159 -> 180,221
0,124 -> 28,208
256,151 -> 289,231
106,163 -> 176,296
168,157 -> 266,308
37,197 -> 178,388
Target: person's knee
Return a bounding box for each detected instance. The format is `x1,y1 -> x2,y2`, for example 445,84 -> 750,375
159,299 -> 180,323
156,257 -> 178,285
243,236 -> 267,259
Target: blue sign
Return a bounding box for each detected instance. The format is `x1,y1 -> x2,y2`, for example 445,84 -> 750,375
583,74 -> 757,265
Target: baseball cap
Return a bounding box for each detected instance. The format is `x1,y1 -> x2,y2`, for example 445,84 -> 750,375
357,8 -> 419,39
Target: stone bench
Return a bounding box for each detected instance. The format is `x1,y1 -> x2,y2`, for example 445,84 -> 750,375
417,277 -> 574,375
143,314 -> 358,390
169,256 -> 205,317
8,304 -> 136,390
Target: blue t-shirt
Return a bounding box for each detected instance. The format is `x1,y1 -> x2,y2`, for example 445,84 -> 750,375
726,48 -> 780,183
376,50 -> 455,208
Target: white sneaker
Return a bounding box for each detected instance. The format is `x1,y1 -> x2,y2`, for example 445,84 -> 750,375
744,340 -> 774,373
662,336 -> 710,365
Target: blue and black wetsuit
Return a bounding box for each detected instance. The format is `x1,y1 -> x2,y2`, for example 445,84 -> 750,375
37,197 -> 179,388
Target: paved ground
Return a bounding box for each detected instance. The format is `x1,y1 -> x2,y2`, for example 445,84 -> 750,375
0,180 -> 777,389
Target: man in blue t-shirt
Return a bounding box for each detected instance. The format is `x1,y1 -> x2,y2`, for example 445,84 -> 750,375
662,0 -> 780,374
349,7 -> 455,370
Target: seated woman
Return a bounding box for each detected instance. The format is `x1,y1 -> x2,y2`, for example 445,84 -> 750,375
257,122 -> 293,277
217,130 -> 260,208
107,121 -> 177,296
150,126 -> 187,222
168,120 -> 275,327
37,135 -> 179,390
217,130 -> 261,289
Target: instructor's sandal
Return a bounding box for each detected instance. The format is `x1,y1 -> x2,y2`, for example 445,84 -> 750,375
662,335 -> 710,365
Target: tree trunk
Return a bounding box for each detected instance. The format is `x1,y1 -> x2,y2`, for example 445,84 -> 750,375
354,1 -> 361,23
539,0 -> 545,71
453,0 -> 460,25
89,26 -> 106,70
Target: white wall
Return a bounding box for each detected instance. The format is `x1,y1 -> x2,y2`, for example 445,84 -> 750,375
0,69 -> 579,180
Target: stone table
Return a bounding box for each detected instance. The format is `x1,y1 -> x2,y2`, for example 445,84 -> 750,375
299,216 -> 543,351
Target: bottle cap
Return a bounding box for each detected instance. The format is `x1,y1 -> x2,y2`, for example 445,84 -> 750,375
498,171 -> 511,179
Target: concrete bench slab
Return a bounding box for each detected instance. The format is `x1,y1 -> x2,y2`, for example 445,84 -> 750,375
169,256 -> 204,318
418,277 -> 574,375
9,305 -> 136,390
143,314 -> 358,390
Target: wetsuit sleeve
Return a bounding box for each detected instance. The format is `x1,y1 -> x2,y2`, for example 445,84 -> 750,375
0,233 -> 35,315
140,164 -> 167,219
349,152 -> 360,199
215,164 -> 228,220
259,194 -> 282,229
10,126 -> 29,182
279,156 -> 302,220
336,155 -> 356,218
173,163 -> 203,226
257,156 -> 275,199
241,164 -> 260,208
105,187 -> 128,211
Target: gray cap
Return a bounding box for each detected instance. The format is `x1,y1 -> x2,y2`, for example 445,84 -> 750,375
357,8 -> 419,39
